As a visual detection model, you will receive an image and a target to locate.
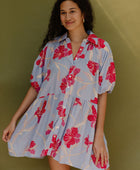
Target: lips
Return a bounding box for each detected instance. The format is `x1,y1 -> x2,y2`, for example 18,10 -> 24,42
65,21 -> 74,25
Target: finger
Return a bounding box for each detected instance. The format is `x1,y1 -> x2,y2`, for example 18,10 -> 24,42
95,153 -> 100,166
105,152 -> 109,166
101,152 -> 104,167
2,131 -> 8,142
93,146 -> 97,156
7,131 -> 12,142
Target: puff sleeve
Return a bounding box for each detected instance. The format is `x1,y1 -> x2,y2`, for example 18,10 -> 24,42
98,41 -> 116,94
30,42 -> 51,93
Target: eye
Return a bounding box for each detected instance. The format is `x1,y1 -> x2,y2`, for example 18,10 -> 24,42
70,10 -> 75,13
60,12 -> 66,15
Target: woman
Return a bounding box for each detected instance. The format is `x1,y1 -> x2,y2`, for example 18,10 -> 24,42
2,0 -> 116,170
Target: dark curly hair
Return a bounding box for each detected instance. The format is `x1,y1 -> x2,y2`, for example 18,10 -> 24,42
39,0 -> 95,52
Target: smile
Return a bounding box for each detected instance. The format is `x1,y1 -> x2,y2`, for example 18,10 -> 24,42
65,22 -> 74,25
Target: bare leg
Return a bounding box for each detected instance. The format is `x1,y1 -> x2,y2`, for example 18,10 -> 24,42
47,155 -> 71,170
106,168 -> 110,170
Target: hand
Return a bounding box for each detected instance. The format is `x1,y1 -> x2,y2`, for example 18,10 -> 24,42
2,120 -> 17,143
92,133 -> 109,168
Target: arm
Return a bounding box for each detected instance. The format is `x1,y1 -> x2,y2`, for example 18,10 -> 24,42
11,86 -> 37,123
95,92 -> 107,136
2,86 -> 37,142
93,92 -> 109,167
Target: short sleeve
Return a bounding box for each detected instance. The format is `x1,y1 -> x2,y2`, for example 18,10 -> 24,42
30,42 -> 51,93
98,41 -> 116,94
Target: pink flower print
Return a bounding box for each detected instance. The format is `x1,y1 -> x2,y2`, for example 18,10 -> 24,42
40,149 -> 48,157
27,141 -> 36,154
90,97 -> 98,104
60,77 -> 67,93
36,46 -> 47,67
87,34 -> 97,45
67,43 -> 72,49
96,38 -> 105,49
56,101 -> 66,126
31,81 -> 40,93
87,105 -> 97,128
73,68 -> 80,76
30,74 -> 33,80
91,153 -> 108,169
87,61 -> 99,76
66,74 -> 75,86
74,46 -> 85,60
73,98 -> 82,106
53,45 -> 70,60
56,101 -> 66,118
63,127 -> 81,148
60,66 -> 80,93
99,75 -> 103,86
106,62 -> 116,83
46,121 -> 54,135
84,135 -> 93,152
49,134 -> 61,157
44,69 -> 51,81
69,65 -> 75,74
86,41 -> 94,51
34,100 -> 47,123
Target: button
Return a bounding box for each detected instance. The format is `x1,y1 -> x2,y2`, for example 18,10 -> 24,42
67,86 -> 70,88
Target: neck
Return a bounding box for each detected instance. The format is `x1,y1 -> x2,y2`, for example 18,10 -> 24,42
67,27 -> 88,43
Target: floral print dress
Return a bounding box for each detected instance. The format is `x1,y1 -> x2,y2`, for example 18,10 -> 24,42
8,30 -> 116,170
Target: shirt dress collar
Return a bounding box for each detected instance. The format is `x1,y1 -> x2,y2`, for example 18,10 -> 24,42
57,30 -> 98,46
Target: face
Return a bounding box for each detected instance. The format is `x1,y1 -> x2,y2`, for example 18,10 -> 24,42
60,0 -> 84,31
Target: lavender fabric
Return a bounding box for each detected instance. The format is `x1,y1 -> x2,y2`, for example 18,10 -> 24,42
8,30 -> 116,170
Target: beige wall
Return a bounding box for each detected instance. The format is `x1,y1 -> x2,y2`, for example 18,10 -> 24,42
0,0 -> 140,169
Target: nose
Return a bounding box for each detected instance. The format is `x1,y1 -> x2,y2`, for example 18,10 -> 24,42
65,13 -> 71,20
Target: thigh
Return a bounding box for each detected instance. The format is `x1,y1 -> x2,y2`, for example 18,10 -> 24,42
47,155 -> 71,170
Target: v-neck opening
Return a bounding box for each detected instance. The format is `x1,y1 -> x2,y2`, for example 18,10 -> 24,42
67,38 -> 88,61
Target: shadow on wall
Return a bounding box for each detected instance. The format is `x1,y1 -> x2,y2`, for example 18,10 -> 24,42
91,0 -> 140,170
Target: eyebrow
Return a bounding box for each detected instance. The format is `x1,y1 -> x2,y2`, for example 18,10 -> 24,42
60,8 -> 77,11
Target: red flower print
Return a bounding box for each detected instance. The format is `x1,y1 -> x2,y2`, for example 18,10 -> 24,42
95,38 -> 105,49
53,45 -> 71,60
56,101 -> 66,126
60,77 -> 67,93
86,41 -> 94,51
46,121 -> 54,135
90,97 -> 98,104
34,100 -> 47,123
91,153 -> 108,169
87,61 -> 99,76
40,149 -> 48,157
87,105 -> 97,128
84,135 -> 93,152
56,101 -> 66,118
60,66 -> 80,93
27,141 -> 36,154
36,46 -> 47,68
44,69 -> 51,81
106,62 -> 116,83
63,127 -> 81,148
30,74 -> 33,80
49,134 -> 61,157
99,75 -> 103,86
73,46 -> 85,60
31,81 -> 40,93
87,34 -> 97,44
73,98 -> 82,106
